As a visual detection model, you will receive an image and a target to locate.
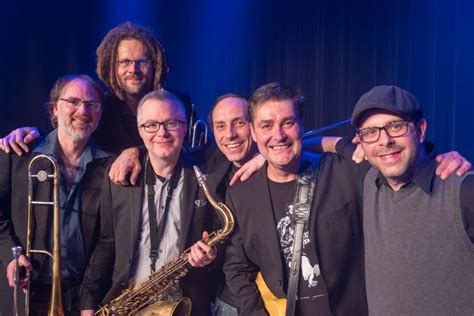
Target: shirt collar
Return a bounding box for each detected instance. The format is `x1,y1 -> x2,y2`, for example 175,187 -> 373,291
33,129 -> 109,160
374,141 -> 437,194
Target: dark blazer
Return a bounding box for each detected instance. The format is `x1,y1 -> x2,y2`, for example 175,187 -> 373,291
224,152 -> 368,315
80,151 -> 215,315
0,149 -> 109,315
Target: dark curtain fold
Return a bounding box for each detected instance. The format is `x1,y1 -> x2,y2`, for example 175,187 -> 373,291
1,0 -> 473,158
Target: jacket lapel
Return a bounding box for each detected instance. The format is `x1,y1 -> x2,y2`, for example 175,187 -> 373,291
80,160 -> 104,254
128,178 -> 144,255
179,159 -> 198,252
254,166 -> 285,284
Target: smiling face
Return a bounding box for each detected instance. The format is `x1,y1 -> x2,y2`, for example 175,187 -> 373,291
251,99 -> 303,180
116,39 -> 154,100
53,78 -> 102,143
211,97 -> 254,167
138,98 -> 187,164
358,111 -> 427,189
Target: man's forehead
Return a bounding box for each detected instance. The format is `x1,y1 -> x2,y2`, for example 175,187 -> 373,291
61,79 -> 96,97
214,97 -> 247,115
359,109 -> 403,128
255,99 -> 296,118
140,99 -> 185,118
117,39 -> 149,56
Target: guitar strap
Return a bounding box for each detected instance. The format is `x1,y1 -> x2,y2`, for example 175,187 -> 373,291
286,158 -> 319,316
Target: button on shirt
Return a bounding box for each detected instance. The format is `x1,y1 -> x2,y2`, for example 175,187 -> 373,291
34,130 -> 108,280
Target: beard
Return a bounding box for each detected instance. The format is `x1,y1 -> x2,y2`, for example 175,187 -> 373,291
119,74 -> 152,98
58,114 -> 96,142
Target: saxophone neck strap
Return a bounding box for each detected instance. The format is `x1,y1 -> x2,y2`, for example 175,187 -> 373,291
286,158 -> 319,316
145,154 -> 182,273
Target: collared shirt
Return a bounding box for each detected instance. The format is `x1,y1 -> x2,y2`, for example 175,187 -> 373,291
34,130 -> 109,280
336,137 -> 474,243
129,168 -> 184,297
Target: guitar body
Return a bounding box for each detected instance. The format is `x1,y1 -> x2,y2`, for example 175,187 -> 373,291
255,272 -> 286,316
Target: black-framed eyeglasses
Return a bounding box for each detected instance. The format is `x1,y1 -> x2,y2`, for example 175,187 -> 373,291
357,120 -> 411,144
116,58 -> 153,69
139,119 -> 185,133
58,98 -> 101,112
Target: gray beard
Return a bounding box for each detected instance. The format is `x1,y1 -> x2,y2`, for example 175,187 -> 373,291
58,120 -> 93,142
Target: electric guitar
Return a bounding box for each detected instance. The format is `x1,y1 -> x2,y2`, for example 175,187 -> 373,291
255,272 -> 286,316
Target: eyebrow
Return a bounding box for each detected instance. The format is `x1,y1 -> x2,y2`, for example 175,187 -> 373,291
214,116 -> 247,124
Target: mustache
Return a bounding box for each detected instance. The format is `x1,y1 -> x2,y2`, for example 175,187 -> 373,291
72,115 -> 92,123
124,73 -> 144,81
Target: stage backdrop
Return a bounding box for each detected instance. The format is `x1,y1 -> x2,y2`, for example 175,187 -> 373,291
1,0 -> 473,159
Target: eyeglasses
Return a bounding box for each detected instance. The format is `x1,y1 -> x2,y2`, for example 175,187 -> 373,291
139,119 -> 185,133
357,120 -> 411,144
117,58 -> 153,69
58,98 -> 101,112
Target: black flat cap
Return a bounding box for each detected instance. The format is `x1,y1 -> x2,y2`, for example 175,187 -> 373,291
351,85 -> 421,127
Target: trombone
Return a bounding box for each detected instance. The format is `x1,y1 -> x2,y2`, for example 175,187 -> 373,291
188,103 -> 209,148
14,154 -> 65,316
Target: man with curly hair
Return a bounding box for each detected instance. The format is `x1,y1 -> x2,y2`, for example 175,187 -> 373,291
93,21 -> 170,153
0,22 -> 170,154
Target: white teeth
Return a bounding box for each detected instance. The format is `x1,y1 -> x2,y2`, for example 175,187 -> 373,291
225,143 -> 241,149
272,145 -> 289,150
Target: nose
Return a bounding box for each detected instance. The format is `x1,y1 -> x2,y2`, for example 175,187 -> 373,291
273,127 -> 287,142
156,123 -> 170,137
378,128 -> 395,146
132,61 -> 141,72
225,125 -> 236,139
75,101 -> 91,114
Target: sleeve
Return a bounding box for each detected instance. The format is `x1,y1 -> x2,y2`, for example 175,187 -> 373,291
223,191 -> 268,316
460,175 -> 474,243
79,169 -> 117,310
335,137 -> 371,189
0,152 -> 19,265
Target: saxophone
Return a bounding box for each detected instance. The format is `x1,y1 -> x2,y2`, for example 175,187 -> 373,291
95,166 -> 235,315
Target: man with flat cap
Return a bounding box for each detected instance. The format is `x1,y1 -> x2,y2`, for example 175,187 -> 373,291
333,85 -> 474,314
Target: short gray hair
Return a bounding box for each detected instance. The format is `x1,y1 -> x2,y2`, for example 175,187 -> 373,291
137,89 -> 187,124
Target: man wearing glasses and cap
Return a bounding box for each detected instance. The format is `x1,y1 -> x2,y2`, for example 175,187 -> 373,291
332,85 -> 474,314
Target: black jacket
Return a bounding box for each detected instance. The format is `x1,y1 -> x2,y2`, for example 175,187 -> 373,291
224,152 -> 368,315
79,151 -> 215,315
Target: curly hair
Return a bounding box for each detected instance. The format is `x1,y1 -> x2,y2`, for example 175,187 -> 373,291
96,22 -> 169,101
47,74 -> 104,128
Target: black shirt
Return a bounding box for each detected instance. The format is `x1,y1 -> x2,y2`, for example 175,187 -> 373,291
93,93 -> 143,154
268,178 -> 331,316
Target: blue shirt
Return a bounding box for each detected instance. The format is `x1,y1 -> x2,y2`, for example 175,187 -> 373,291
33,130 -> 108,280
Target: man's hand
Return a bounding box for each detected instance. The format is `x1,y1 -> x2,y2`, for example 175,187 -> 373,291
0,127 -> 40,155
351,135 -> 366,163
81,310 -> 95,316
188,231 -> 217,268
230,154 -> 266,186
436,151 -> 472,180
109,147 -> 141,186
6,255 -> 32,289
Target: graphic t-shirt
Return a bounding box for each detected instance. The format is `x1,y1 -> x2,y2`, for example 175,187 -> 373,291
268,179 -> 331,316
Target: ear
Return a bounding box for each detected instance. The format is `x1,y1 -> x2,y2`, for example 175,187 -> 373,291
417,119 -> 427,143
250,123 -> 257,142
52,102 -> 59,117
